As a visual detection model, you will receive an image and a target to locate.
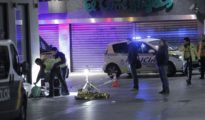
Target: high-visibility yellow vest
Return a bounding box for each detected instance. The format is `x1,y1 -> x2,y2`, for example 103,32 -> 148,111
179,43 -> 198,61
60,63 -> 67,68
198,42 -> 205,57
44,58 -> 60,73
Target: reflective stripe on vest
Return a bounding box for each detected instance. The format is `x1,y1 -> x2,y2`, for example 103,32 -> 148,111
60,63 -> 67,68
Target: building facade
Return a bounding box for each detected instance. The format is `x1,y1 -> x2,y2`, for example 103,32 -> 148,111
0,0 -> 39,83
39,0 -> 205,72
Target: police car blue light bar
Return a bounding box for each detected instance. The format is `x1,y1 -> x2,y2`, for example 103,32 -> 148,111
133,36 -> 142,40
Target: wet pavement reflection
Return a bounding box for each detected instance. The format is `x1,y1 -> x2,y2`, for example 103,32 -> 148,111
27,73 -> 205,120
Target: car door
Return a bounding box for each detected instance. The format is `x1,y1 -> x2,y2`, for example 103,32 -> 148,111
111,42 -> 129,72
9,44 -> 24,112
137,42 -> 157,72
0,45 -> 12,116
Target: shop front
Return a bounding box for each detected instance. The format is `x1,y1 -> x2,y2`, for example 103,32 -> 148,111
0,0 -> 39,83
39,0 -> 201,72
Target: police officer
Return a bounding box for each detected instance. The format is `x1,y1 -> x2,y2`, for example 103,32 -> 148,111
128,38 -> 140,91
156,39 -> 169,94
34,58 -> 46,85
199,39 -> 205,79
180,37 -> 198,85
49,47 -> 69,97
42,54 -> 59,97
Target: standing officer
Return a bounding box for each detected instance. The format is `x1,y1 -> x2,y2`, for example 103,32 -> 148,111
199,39 -> 205,79
180,37 -> 198,85
128,38 -> 140,91
156,39 -> 169,94
49,47 -> 69,97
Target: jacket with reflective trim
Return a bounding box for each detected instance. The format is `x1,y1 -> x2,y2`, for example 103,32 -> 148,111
179,43 -> 198,61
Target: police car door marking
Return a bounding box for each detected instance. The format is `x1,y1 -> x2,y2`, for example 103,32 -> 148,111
140,55 -> 156,64
0,87 -> 10,102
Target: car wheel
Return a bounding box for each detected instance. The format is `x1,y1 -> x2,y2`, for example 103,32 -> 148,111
106,64 -> 121,78
167,62 -> 176,77
15,103 -> 27,120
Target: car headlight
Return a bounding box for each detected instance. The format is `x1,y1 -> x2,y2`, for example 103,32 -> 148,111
171,54 -> 183,59
179,56 -> 183,60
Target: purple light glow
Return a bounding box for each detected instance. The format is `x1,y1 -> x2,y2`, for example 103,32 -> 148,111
39,25 -> 59,49
39,13 -> 67,20
39,17 -> 199,72
71,22 -> 133,71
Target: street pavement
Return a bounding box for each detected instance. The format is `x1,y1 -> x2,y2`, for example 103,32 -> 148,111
27,72 -> 205,120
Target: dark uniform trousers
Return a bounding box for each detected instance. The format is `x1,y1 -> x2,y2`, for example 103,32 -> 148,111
49,67 -> 69,96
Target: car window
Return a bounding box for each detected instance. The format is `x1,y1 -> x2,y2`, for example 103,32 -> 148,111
149,40 -> 159,46
112,42 -> 128,53
149,40 -> 177,51
0,46 -> 10,79
138,42 -> 154,54
10,44 -> 20,75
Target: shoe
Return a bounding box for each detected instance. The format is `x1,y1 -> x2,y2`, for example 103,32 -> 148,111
159,90 -> 165,94
46,95 -> 53,98
186,80 -> 191,85
62,92 -> 70,96
200,77 -> 204,80
159,90 -> 169,95
131,88 -> 138,92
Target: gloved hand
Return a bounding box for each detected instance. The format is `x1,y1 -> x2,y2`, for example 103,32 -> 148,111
196,57 -> 198,60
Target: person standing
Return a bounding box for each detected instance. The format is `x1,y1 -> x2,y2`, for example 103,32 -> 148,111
44,55 -> 59,97
180,37 -> 198,85
128,39 -> 140,91
156,39 -> 169,94
199,39 -> 205,79
50,47 -> 69,96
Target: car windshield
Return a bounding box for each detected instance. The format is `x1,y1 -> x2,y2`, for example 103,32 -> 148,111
0,46 -> 10,79
148,40 -> 178,51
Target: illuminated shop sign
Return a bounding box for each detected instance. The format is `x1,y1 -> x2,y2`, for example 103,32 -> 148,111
84,0 -> 173,13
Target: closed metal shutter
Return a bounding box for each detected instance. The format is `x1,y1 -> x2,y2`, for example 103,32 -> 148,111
39,25 -> 59,49
135,20 -> 199,46
71,23 -> 133,72
71,20 -> 198,72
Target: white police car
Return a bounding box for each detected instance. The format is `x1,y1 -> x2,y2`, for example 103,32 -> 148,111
0,40 -> 27,120
103,38 -> 184,77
